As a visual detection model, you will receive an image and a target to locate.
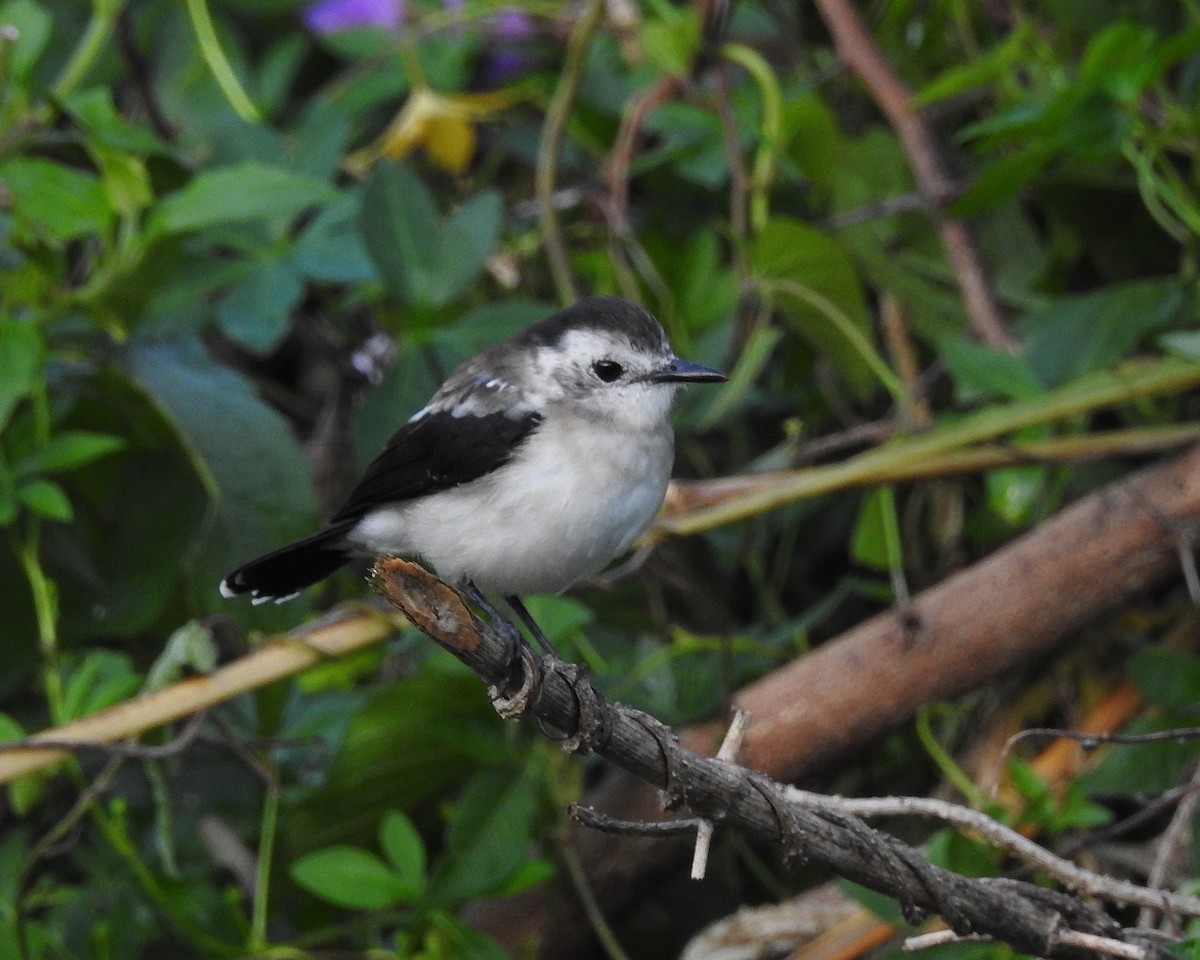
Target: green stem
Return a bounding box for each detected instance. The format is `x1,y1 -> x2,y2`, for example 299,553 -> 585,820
184,0 -> 261,123
14,526 -> 63,723
915,705 -> 988,808
51,0 -> 124,99
250,777 -> 281,951
763,277 -> 907,403
721,43 -> 783,233
93,801 -> 242,956
536,0 -> 605,304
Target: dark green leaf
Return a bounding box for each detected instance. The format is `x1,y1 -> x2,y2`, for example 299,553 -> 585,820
426,912 -> 511,960
148,162 -> 337,235
294,189 -> 378,283
124,338 -> 318,609
290,847 -> 406,910
1019,280 -> 1183,386
360,161 -> 439,304
939,337 -> 1043,402
749,218 -> 874,399
427,767 -> 539,906
850,486 -> 901,573
61,651 -> 141,721
1130,648 -> 1200,712
290,670 -> 505,852
359,163 -> 501,307
0,318 -> 40,431
435,189 -> 502,305
214,255 -> 304,353
950,144 -> 1054,216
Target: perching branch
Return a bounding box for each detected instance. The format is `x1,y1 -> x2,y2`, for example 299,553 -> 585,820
372,558 -> 1179,960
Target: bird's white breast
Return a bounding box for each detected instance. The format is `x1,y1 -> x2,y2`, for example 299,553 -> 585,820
347,411 -> 674,596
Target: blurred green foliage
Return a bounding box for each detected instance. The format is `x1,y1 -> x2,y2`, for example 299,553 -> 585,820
1,0 -> 1200,956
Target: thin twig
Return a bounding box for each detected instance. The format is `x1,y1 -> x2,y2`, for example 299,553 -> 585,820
783,789 -> 1200,919
693,710 -> 752,879
1004,726 -> 1200,757
1138,760 -> 1200,928
809,0 -> 1017,351
571,805 -> 703,836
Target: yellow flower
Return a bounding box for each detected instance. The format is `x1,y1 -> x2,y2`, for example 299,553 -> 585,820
345,85 -> 521,177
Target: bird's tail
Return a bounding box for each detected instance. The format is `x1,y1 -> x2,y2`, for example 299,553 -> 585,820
220,522 -> 356,604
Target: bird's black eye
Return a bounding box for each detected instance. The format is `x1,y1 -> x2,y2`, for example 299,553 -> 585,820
592,359 -> 624,383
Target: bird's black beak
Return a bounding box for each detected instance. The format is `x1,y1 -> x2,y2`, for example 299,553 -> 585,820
650,357 -> 728,384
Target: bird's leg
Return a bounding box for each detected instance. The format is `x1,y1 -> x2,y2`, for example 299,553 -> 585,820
458,580 -> 524,658
503,595 -> 561,659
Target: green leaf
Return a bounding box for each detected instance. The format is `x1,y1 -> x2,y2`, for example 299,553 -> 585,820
144,621 -> 218,692
985,464 -> 1044,525
750,218 -> 875,399
0,157 -> 112,242
17,479 -> 72,521
0,714 -> 44,814
426,912 -> 511,960
950,144 -> 1053,216
294,189 -> 378,284
435,189 -> 502,305
290,846 -> 407,910
850,486 -> 901,572
214,255 -> 304,353
360,162 -> 438,304
379,810 -> 426,891
0,318 -> 40,431
124,338 -> 318,609
359,163 -> 501,307
62,87 -> 170,156
290,671 -> 504,852
61,651 -> 141,721
1159,330 -> 1200,361
939,337 -> 1044,402
41,368 -> 210,641
1130,648 -> 1200,712
148,162 -> 337,236
639,6 -> 700,77
1019,280 -> 1183,386
0,455 -> 16,527
16,430 -> 125,478
427,767 -> 539,906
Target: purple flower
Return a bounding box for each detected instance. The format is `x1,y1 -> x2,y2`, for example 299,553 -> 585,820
483,8 -> 537,86
304,0 -> 404,34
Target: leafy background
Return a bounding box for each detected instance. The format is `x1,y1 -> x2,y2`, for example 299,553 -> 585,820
2,0 -> 1200,957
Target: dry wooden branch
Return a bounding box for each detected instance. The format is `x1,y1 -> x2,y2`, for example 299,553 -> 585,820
0,608 -> 394,784
372,559 -> 1174,960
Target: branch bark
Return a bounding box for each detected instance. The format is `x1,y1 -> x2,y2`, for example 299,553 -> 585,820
373,559 -> 1177,960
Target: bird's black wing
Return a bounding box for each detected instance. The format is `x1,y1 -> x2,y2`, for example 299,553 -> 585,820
329,408 -> 543,524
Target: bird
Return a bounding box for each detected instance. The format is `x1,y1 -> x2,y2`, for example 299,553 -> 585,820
220,296 -> 726,648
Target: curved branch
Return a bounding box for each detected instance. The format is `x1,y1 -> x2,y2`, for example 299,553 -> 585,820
371,559 -> 1174,960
